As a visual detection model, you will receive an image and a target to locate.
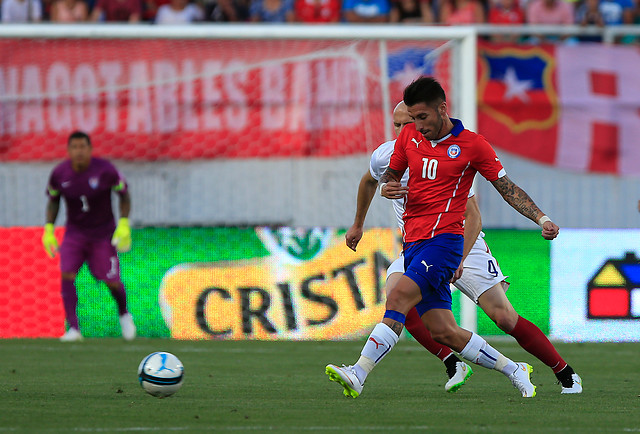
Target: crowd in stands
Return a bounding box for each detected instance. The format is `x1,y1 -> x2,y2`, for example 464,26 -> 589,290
1,0 -> 638,41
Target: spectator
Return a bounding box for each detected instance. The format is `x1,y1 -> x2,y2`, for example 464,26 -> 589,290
141,0 -> 170,21
1,0 -> 43,22
526,0 -> 574,42
574,0 -> 604,41
295,0 -> 341,22
487,0 -> 525,41
90,0 -> 142,21
576,0 -> 604,24
389,0 -> 434,23
50,0 -> 89,21
439,0 -> 485,24
342,0 -> 391,22
155,0 -> 203,22
250,0 -> 295,22
599,0 -> 633,25
205,0 -> 250,21
526,0 -> 574,24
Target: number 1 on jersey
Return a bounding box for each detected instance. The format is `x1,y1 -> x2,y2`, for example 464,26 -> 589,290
80,195 -> 89,212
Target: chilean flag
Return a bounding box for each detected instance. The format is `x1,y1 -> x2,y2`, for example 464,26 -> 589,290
478,43 -> 559,165
478,42 -> 640,176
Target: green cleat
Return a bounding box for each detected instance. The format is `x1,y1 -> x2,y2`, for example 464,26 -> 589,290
326,364 -> 363,398
445,361 -> 473,393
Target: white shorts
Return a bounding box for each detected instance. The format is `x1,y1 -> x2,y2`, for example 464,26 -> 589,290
386,235 -> 509,304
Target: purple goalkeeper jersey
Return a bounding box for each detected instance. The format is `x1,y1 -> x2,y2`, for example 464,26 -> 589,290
47,157 -> 128,239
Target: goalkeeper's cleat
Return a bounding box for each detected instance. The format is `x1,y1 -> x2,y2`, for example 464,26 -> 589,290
326,364 -> 363,398
445,361 -> 473,393
111,218 -> 132,252
508,362 -> 536,398
119,313 -> 136,341
42,223 -> 59,258
59,327 -> 83,343
559,373 -> 583,394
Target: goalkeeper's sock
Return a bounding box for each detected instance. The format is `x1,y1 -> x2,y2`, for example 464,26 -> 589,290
61,279 -> 79,329
108,282 -> 128,315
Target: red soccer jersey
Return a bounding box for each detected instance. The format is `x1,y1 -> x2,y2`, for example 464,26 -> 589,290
389,119 -> 505,243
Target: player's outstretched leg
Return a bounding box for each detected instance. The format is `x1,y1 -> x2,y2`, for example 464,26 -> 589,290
325,364 -> 364,398
325,320 -> 400,398
458,332 -> 536,398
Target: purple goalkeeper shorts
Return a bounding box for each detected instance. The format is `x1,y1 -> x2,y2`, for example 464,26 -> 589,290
59,231 -> 121,282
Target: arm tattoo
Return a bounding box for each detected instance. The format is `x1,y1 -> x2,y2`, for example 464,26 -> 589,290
388,320 -> 405,336
379,168 -> 402,184
491,176 -> 542,223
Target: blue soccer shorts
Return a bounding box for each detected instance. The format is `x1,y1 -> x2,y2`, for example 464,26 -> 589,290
402,233 -> 463,316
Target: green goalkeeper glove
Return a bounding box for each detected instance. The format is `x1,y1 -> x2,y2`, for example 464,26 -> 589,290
42,223 -> 59,258
111,217 -> 132,253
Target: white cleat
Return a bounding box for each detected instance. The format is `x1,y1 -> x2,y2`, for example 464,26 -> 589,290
445,362 -> 473,393
508,362 -> 536,398
59,327 -> 83,343
119,313 -> 137,341
561,373 -> 583,394
325,364 -> 364,398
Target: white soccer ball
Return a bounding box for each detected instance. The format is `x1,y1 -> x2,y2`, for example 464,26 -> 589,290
138,352 -> 184,398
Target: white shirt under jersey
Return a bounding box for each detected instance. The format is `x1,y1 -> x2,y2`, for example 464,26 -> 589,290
369,139 -> 409,230
369,139 -> 485,241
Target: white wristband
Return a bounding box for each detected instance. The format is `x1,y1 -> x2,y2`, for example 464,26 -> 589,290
379,182 -> 388,196
538,215 -> 551,227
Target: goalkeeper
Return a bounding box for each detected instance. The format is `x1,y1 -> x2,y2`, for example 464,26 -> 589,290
42,131 -> 136,342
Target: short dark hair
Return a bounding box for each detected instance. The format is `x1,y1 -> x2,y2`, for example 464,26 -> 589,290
67,130 -> 91,146
403,76 -> 446,108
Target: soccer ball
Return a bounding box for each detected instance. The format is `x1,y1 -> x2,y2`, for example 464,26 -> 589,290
137,352 -> 184,397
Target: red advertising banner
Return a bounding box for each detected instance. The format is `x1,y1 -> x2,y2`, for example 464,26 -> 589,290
0,228 -> 65,338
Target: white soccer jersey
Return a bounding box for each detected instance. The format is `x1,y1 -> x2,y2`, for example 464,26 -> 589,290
369,139 -> 409,229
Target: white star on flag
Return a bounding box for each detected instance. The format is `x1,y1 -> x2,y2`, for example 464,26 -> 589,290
502,67 -> 533,102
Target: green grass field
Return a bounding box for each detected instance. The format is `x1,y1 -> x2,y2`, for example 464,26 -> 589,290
2,338 -> 638,433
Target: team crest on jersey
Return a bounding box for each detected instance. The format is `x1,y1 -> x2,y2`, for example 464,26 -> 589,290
447,144 -> 461,159
88,177 -> 99,189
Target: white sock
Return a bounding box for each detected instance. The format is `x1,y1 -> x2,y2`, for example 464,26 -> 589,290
459,332 -> 518,376
354,323 -> 399,383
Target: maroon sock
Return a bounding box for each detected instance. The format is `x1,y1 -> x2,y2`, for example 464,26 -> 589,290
61,279 -> 79,329
108,282 -> 128,316
405,307 -> 453,361
509,316 -> 567,373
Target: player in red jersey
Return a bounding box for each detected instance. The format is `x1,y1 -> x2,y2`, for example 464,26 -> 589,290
42,131 -> 136,342
326,77 -> 559,399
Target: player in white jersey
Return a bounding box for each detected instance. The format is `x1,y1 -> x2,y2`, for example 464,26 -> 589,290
345,102 -> 582,394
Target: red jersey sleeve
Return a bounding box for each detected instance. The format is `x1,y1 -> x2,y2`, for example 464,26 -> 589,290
388,125 -> 410,175
472,136 -> 505,182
